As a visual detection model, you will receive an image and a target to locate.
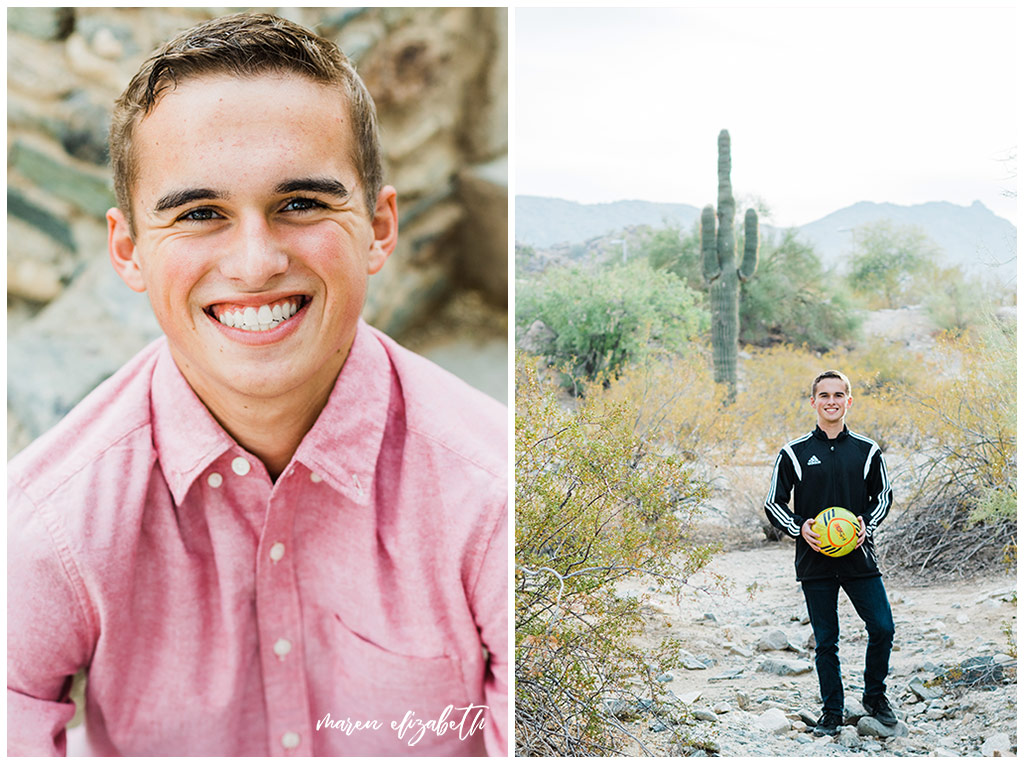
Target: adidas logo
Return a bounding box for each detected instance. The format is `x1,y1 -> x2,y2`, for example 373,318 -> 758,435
807,455 -> 822,466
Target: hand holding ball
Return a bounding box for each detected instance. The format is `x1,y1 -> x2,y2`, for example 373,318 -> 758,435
810,507 -> 860,557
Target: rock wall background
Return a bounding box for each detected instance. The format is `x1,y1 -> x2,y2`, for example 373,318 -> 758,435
7,7 -> 508,455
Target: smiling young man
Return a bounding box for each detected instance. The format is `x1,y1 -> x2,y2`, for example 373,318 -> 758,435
763,370 -> 896,738
8,13 -> 507,757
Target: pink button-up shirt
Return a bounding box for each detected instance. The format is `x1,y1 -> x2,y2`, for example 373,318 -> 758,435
7,321 -> 508,756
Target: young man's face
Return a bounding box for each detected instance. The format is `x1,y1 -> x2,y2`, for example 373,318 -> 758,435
107,73 -> 397,409
810,378 -> 852,427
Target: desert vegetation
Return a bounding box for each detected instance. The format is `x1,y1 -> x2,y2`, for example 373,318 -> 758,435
515,191 -> 1016,753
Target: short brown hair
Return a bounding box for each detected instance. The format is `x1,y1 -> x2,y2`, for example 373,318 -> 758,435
109,12 -> 383,231
811,369 -> 851,398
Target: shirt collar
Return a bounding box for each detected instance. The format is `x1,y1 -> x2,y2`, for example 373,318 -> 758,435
292,319 -> 390,506
151,341 -> 236,505
150,320 -> 391,506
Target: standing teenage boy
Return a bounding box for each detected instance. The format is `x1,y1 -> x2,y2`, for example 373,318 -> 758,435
764,370 -> 895,737
8,13 -> 507,756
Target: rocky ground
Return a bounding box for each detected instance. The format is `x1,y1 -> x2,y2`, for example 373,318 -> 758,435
611,544 -> 1017,756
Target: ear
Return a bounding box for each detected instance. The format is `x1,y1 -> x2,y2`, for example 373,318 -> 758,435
107,207 -> 147,293
366,185 -> 398,275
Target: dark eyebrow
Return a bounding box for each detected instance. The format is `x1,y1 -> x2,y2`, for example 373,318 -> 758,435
275,177 -> 351,199
153,188 -> 225,212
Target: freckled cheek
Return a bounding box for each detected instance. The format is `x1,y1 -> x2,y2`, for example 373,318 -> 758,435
281,227 -> 369,289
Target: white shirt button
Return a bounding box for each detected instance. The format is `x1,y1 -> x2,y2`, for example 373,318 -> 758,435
273,638 -> 292,657
310,471 -> 323,483
207,472 -> 223,488
231,457 -> 251,476
269,542 -> 285,562
281,731 -> 300,749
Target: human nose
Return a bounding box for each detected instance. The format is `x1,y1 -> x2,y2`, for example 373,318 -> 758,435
218,214 -> 289,287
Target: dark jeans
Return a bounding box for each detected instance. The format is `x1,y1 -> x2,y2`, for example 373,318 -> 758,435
801,575 -> 895,714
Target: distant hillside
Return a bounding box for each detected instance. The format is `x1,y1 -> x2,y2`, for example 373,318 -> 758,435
516,196 -> 1016,283
796,200 -> 1016,283
516,196 -> 701,248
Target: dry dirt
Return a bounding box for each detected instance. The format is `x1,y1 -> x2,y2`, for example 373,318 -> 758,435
613,543 -> 1016,756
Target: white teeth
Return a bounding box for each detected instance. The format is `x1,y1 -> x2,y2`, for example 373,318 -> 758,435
214,299 -> 303,331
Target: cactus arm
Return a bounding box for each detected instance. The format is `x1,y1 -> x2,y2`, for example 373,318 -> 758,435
701,205 -> 721,282
739,208 -> 759,282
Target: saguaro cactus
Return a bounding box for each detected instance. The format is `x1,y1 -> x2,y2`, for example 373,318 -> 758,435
701,129 -> 758,402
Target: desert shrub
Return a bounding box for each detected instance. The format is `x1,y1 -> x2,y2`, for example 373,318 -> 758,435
739,230 -> 862,350
515,354 -> 716,755
844,220 -> 941,309
643,221 -> 704,293
515,260 -> 707,391
880,320 -> 1016,576
600,349 -> 739,460
921,264 -> 1001,336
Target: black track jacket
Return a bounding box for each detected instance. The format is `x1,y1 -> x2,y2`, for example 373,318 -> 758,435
764,425 -> 893,581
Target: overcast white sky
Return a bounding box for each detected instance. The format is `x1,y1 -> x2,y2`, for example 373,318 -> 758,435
515,5 -> 1017,228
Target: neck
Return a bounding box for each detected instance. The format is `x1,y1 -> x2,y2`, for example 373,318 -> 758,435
818,420 -> 845,439
172,353 -> 345,482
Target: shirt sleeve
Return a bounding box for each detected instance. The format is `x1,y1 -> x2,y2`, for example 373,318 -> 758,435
7,480 -> 95,756
466,498 -> 508,756
863,447 -> 893,538
764,449 -> 803,539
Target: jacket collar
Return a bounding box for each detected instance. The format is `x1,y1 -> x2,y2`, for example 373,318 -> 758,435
813,424 -> 849,442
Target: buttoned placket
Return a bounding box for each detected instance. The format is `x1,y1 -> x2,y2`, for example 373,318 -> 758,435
249,459 -> 314,756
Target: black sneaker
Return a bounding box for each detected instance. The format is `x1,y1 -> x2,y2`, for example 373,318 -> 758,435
813,711 -> 843,736
863,694 -> 898,726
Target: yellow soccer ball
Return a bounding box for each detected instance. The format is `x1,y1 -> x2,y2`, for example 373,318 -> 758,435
811,507 -> 860,557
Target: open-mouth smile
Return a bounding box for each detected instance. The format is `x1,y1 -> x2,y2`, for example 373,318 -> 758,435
205,296 -> 310,333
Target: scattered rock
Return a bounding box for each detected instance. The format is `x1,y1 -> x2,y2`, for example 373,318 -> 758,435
735,691 -> 751,710
708,668 -> 744,682
837,726 -> 860,748
702,612 -> 718,623
798,709 -> 819,726
713,702 -> 731,714
756,629 -> 791,652
754,708 -> 791,735
518,319 -> 555,354
856,716 -> 908,739
981,732 -> 1013,757
678,650 -> 709,670
677,690 -> 702,706
724,642 -> 753,658
908,678 -> 942,701
691,707 -> 717,722
843,696 -> 868,723
655,672 -> 674,682
602,698 -> 637,721
757,659 -> 812,676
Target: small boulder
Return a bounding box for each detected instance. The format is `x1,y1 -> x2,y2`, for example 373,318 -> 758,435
856,716 -> 908,738
757,658 -> 813,676
756,629 -> 791,652
981,732 -> 1012,757
754,708 -> 791,735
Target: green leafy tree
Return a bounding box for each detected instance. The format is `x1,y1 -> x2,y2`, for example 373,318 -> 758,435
515,260 -> 707,390
845,220 -> 940,308
740,229 -> 861,350
515,355 -> 716,755
643,221 -> 703,293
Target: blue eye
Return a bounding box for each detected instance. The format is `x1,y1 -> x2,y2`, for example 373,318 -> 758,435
179,207 -> 220,222
283,197 -> 326,212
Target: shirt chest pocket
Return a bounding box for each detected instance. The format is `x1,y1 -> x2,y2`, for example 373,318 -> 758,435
314,613 -> 485,754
